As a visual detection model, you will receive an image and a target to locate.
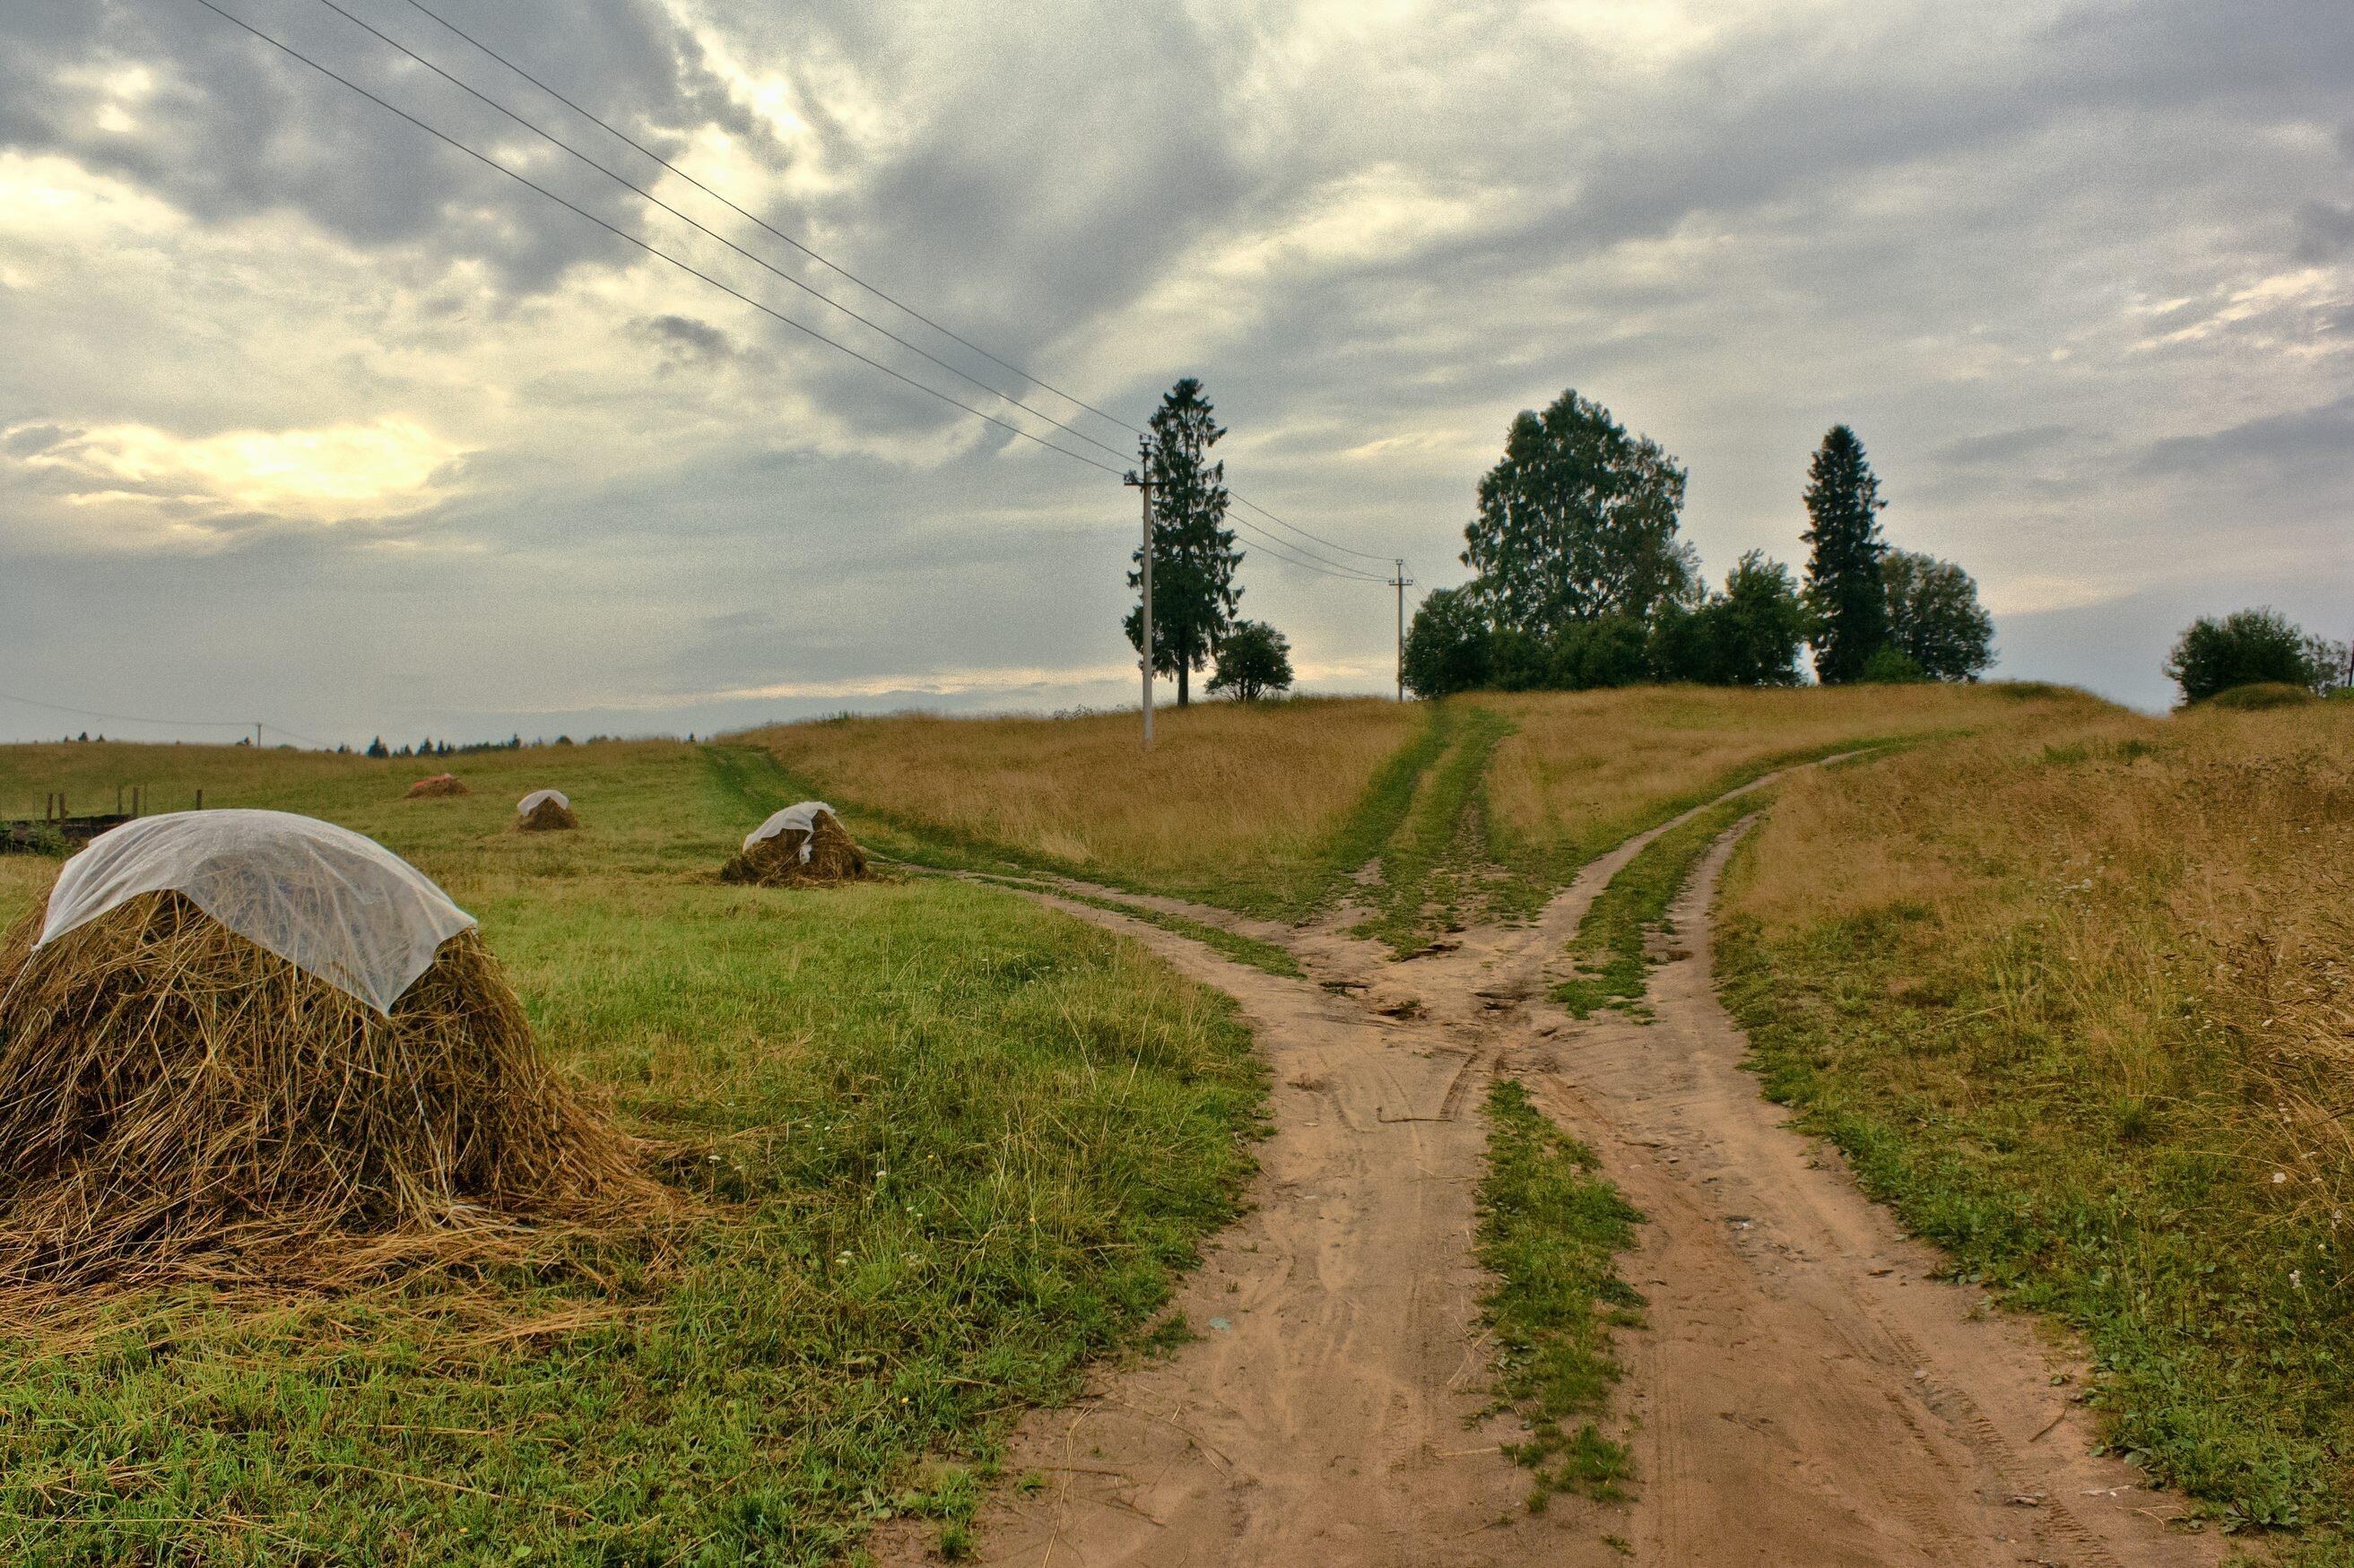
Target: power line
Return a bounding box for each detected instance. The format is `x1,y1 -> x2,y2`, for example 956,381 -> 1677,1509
307,0 -> 1137,470
0,689 -> 335,748
187,0 -> 1127,480
401,0 -> 1141,441
0,689 -> 255,730
189,3 -> 1391,588
394,0 -> 1397,568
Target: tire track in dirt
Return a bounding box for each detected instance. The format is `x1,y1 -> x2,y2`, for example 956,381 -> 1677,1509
876,769 -> 2226,1566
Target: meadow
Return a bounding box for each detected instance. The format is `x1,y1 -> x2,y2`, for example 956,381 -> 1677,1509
748,698 -> 1429,917
1719,697 -> 2354,1551
0,741 -> 1263,1564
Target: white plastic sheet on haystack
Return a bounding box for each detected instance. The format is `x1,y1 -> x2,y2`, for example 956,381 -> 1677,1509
36,810 -> 478,1016
517,789 -> 570,813
744,801 -> 837,862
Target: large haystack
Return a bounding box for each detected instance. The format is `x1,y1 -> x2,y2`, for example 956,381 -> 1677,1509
0,811 -> 656,1288
516,788 -> 578,832
722,802 -> 869,888
406,772 -> 469,799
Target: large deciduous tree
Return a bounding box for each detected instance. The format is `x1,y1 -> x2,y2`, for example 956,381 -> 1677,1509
1206,620 -> 1294,702
2163,608 -> 2342,702
1462,390 -> 1697,636
1125,377 -> 1241,706
1881,550 -> 1994,681
1801,424 -> 1889,684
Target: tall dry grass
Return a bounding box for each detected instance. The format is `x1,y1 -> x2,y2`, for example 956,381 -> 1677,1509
1719,697 -> 2354,1536
1479,682 -> 2099,876
1727,700 -> 2354,1188
749,697 -> 1424,886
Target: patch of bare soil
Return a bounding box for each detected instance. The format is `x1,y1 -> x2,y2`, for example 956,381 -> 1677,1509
877,777 -> 2225,1566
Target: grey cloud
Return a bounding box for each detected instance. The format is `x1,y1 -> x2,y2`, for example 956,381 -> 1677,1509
1933,426 -> 2079,465
2140,395 -> 2354,474
0,0 -> 737,292
630,312 -> 737,365
2295,201 -> 2354,262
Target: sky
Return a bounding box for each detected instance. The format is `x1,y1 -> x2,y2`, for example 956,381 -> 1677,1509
0,0 -> 2348,747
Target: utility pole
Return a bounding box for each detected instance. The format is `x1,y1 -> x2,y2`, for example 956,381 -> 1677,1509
1125,464 -> 1154,749
254,722 -> 264,749
1390,559 -> 1415,701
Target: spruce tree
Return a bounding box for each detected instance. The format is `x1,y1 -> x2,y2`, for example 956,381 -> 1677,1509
1124,378 -> 1241,706
1801,424 -> 1889,684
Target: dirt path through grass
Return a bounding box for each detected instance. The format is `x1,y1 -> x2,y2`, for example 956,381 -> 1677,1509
880,773 -> 2225,1566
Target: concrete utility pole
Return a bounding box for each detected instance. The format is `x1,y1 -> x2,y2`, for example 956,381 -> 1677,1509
1391,559 -> 1416,701
1125,468 -> 1155,749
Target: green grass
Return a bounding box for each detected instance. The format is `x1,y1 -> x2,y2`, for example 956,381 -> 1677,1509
1475,1079 -> 1644,1510
1716,877 -> 2340,1552
1353,701 -> 1515,956
1551,795 -> 1756,1018
0,740 -> 1267,1564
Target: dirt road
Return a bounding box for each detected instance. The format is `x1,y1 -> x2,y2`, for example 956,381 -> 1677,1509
875,799 -> 2224,1565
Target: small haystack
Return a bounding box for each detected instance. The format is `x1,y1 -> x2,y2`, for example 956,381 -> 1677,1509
0,810 -> 656,1288
406,772 -> 469,799
516,788 -> 578,832
722,801 -> 869,888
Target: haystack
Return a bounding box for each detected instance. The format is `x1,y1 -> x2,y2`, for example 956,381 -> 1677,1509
0,810 -> 656,1289
516,788 -> 578,832
406,772 -> 469,799
722,801 -> 869,887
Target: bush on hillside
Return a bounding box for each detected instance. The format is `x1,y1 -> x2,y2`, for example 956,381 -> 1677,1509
2205,682 -> 2317,711
2164,609 -> 2342,704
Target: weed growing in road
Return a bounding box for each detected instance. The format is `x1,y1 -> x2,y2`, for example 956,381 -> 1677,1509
1476,1079 -> 1644,1510
1055,893 -> 1305,978
1552,795 -> 1756,1018
1356,702 -> 1515,956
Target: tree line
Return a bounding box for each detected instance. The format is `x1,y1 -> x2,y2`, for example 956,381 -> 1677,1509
1403,391 -> 1993,697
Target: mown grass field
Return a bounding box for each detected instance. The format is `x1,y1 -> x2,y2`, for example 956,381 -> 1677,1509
1718,697 -> 2354,1554
0,741 -> 1264,1564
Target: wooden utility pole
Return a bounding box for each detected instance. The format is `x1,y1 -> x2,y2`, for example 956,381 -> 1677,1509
1391,559 -> 1416,701
1125,467 -> 1155,749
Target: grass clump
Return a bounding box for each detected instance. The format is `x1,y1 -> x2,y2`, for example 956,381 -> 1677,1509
1354,701 -> 1515,956
1476,1079 -> 1644,1510
1552,795 -> 1754,1018
1717,698 -> 2354,1554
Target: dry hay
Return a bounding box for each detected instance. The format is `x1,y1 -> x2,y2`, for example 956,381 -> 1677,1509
405,773 -> 469,799
0,888 -> 665,1290
721,810 -> 870,888
517,796 -> 579,832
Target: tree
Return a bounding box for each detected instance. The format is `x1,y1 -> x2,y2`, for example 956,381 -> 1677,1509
1707,550 -> 1811,686
1881,550 -> 1994,681
1402,585 -> 1493,697
1124,378 -> 1241,706
2163,608 -> 2340,703
1462,389 -> 1697,636
1207,620 -> 1294,701
1802,424 -> 1889,684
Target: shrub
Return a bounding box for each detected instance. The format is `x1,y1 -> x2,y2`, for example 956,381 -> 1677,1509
1860,646 -> 1928,684
2163,608 -> 2337,703
2205,682 -> 2316,711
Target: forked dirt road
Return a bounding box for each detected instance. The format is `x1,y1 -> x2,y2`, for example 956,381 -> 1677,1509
876,790 -> 2227,1566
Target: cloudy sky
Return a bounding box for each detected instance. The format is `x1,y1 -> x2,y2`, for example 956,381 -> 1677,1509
1,0 -> 2348,745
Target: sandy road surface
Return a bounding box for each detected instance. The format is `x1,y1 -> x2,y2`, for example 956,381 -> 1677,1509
874,793 -> 2224,1566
